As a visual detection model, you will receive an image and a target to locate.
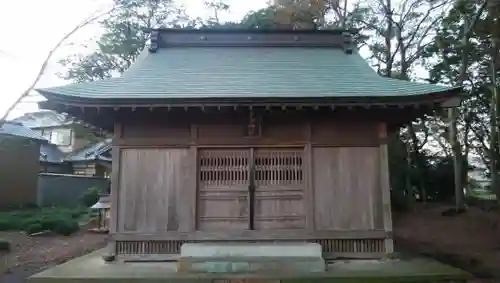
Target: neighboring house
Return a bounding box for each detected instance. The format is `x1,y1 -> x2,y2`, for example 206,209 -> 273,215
39,142 -> 70,174
13,110 -> 111,176
0,121 -> 47,207
65,138 -> 112,177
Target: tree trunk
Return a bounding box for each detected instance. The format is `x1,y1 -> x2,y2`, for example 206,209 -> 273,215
446,2 -> 487,211
384,0 -> 393,77
463,115 -> 472,197
408,123 -> 427,202
491,38 -> 500,203
405,140 -> 414,206
449,108 -> 464,210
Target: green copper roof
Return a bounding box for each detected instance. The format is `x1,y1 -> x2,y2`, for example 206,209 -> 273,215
38,47 -> 457,100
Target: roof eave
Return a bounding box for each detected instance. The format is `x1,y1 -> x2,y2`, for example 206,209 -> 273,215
142,27 -> 357,35
37,87 -> 463,109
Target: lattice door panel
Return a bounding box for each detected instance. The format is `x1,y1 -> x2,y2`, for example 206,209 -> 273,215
197,149 -> 250,231
253,148 -> 306,230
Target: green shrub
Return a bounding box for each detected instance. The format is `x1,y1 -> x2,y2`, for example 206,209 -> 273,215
0,207 -> 83,236
0,218 -> 14,231
0,238 -> 10,251
51,218 -> 79,236
81,187 -> 101,208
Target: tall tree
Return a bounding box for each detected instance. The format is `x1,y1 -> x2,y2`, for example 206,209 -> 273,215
350,0 -> 451,202
486,0 -> 500,201
58,0 -> 187,83
273,0 -> 329,29
426,0 -> 490,208
204,0 -> 230,26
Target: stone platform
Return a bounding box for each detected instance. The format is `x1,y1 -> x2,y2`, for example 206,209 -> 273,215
177,243 -> 325,273
28,249 -> 473,283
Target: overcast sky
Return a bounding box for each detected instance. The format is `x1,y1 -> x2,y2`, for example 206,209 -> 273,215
0,0 -> 269,119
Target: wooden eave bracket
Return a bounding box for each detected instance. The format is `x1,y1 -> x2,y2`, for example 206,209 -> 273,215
440,96 -> 462,108
148,30 -> 160,53
44,101 -> 436,110
342,31 -> 353,54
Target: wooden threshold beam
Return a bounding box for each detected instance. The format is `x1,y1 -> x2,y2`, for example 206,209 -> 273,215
113,229 -> 391,241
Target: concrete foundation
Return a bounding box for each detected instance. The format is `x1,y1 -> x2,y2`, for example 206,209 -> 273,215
28,248 -> 474,283
178,243 -> 325,273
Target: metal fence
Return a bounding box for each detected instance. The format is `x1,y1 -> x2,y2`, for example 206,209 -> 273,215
37,173 -> 109,207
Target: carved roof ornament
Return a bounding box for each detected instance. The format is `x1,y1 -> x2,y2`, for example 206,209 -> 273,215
148,30 -> 160,53
342,31 -> 353,54
247,107 -> 260,137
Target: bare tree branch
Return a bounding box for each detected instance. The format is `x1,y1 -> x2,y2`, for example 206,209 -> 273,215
404,2 -> 447,50
463,0 -> 488,37
0,7 -> 115,127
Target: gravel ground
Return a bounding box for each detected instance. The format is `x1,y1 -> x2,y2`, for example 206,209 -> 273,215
1,229 -> 108,283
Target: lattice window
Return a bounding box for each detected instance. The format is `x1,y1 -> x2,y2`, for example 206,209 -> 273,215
199,150 -> 249,186
254,150 -> 303,185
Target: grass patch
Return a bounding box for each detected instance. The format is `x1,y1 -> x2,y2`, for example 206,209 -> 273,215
0,207 -> 88,236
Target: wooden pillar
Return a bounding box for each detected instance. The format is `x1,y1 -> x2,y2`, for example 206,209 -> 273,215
304,120 -> 315,231
186,123 -> 198,232
378,122 -> 394,254
106,122 -> 123,260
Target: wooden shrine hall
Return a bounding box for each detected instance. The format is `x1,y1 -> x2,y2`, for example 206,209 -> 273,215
36,28 -> 462,262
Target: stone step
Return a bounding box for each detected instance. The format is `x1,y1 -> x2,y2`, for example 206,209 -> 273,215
180,242 -> 323,258
178,256 -> 326,273
177,243 -> 325,273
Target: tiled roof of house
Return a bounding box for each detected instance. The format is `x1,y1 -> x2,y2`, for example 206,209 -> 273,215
64,138 -> 112,162
0,121 -> 47,141
36,29 -> 459,103
11,110 -> 74,128
39,143 -> 66,163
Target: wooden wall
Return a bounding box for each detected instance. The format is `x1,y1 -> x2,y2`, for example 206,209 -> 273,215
312,147 -> 382,230
0,137 -> 40,207
111,110 -> 392,257
118,149 -> 194,233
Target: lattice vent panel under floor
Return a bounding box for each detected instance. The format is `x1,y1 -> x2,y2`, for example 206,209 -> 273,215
313,239 -> 385,254
115,239 -> 385,256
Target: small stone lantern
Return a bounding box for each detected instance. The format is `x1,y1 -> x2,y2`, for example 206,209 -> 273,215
90,195 -> 111,233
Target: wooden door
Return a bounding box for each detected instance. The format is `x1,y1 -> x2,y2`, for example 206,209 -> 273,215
197,149 -> 250,231
197,148 -> 306,231
254,148 -> 306,230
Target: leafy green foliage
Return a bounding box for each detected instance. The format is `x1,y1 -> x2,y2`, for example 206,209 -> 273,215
0,207 -> 85,236
240,7 -> 281,29
81,187 -> 101,208
389,132 -> 456,204
59,0 -> 189,82
59,0 -> 372,83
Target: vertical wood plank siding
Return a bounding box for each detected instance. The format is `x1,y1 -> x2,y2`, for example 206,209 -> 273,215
118,148 -> 191,232
113,113 -> 390,260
